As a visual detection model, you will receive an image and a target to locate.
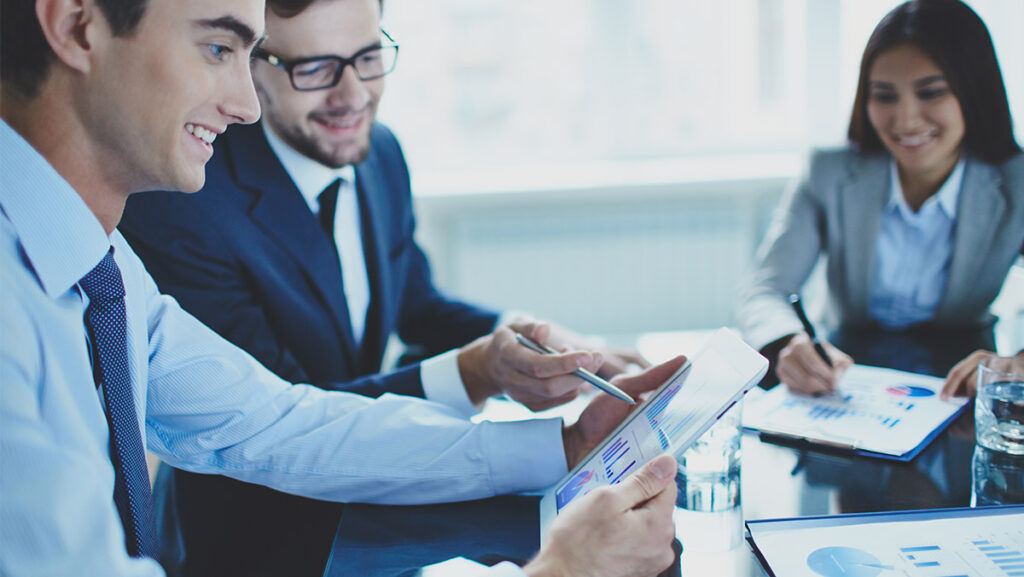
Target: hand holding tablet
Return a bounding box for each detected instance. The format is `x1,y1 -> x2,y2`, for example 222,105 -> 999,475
541,328 -> 768,537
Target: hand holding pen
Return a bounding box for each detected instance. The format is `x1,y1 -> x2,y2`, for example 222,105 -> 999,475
457,321 -> 609,411
776,295 -> 853,396
514,332 -> 636,404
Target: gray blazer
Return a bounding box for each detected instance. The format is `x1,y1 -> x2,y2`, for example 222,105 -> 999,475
737,146 -> 1024,351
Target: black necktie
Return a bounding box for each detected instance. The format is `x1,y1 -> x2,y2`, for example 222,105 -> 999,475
80,250 -> 158,559
318,178 -> 343,248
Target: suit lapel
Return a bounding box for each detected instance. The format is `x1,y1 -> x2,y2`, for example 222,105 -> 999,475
838,153 -> 890,321
936,159 -> 1004,317
226,123 -> 359,367
354,150 -> 391,372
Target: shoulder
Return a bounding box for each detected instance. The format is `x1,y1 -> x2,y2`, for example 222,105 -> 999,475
996,151 -> 1024,189
805,145 -> 886,179
367,123 -> 407,165
362,123 -> 412,190
793,145 -> 888,199
370,122 -> 400,148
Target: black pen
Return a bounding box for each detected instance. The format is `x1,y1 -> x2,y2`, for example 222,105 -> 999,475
513,332 -> 635,404
788,294 -> 833,368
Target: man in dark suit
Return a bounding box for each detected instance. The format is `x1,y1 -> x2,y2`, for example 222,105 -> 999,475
120,0 -> 646,575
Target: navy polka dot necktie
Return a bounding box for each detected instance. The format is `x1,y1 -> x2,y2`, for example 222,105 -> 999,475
80,250 -> 158,559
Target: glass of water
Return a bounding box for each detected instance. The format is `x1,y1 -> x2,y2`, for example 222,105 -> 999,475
971,444 -> 1024,506
677,399 -> 743,511
975,357 -> 1024,455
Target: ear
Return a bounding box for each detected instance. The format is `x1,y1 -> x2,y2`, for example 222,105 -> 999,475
35,0 -> 106,74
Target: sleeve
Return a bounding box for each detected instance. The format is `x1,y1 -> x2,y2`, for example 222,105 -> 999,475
138,273 -> 567,505
421,349 -> 478,418
735,152 -> 828,352
0,276 -> 163,576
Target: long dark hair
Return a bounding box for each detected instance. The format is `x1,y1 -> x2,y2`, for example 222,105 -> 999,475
847,0 -> 1020,165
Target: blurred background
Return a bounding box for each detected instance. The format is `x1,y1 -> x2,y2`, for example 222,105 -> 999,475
376,0 -> 1024,352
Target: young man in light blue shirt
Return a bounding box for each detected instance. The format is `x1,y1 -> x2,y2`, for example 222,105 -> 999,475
0,0 -> 681,575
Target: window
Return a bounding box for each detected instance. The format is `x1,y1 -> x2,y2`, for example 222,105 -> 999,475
378,0 -> 1024,187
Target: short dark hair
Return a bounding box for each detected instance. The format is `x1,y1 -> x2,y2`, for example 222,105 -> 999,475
267,0 -> 383,19
1,0 -> 150,99
847,0 -> 1020,165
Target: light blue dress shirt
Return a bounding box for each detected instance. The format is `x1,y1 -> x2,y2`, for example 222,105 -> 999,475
869,158 -> 965,329
0,121 -> 559,576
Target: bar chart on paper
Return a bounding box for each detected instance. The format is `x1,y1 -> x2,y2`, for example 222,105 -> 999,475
743,364 -> 969,458
747,508 -> 1024,577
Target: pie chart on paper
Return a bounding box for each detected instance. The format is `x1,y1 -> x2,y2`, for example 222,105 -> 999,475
806,546 -> 895,577
886,385 -> 935,398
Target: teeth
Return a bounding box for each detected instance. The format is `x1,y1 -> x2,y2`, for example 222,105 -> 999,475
185,123 -> 217,144
897,133 -> 934,147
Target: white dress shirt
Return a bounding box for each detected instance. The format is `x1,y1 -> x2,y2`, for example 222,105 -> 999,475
261,123 -> 475,409
0,121 -> 561,576
869,158 -> 965,329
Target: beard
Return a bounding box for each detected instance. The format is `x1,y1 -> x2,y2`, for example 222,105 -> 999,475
258,86 -> 376,168
271,115 -> 373,168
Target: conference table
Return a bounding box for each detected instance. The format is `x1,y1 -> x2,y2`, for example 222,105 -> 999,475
322,326 -> 1021,577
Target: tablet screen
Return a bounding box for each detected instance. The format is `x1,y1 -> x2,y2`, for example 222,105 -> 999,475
553,345 -> 748,512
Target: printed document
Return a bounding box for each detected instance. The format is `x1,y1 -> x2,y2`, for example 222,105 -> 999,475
748,507 -> 1024,577
743,364 -> 969,458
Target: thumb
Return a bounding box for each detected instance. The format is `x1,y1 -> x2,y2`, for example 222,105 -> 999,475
616,454 -> 677,509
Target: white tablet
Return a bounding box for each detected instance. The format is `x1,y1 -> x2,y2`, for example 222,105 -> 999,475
538,328 -> 767,539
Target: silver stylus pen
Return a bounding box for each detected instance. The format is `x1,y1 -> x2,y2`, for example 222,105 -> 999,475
514,332 -> 635,405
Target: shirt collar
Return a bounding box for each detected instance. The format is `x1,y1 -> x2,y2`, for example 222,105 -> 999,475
0,120 -> 111,299
887,156 -> 965,220
261,121 -> 356,213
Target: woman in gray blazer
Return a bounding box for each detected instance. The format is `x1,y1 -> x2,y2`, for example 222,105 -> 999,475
737,0 -> 1024,398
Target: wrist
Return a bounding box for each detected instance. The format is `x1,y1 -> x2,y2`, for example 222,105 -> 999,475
457,339 -> 499,406
522,554 -> 566,577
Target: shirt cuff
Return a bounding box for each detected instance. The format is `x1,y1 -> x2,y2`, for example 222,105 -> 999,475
482,418 -> 568,495
421,349 -> 478,418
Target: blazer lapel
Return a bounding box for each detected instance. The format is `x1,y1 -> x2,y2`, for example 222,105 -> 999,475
226,123 -> 359,367
936,159 -> 1004,318
353,150 -> 391,372
838,153 -> 890,321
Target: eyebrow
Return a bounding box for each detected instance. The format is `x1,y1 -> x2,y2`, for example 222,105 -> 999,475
913,75 -> 947,88
869,75 -> 947,90
193,16 -> 264,48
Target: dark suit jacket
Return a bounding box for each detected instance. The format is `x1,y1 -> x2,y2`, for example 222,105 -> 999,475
120,122 -> 498,577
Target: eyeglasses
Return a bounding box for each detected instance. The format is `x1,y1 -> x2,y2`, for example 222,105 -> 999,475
253,30 -> 399,91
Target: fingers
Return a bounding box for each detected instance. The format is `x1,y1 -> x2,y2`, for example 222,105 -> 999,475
596,348 -> 652,377
777,353 -> 833,395
615,454 -> 677,509
488,325 -> 603,408
497,327 -> 598,381
517,385 -> 585,412
778,335 -> 847,395
611,356 -> 687,398
941,350 -> 993,400
826,344 -> 855,373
